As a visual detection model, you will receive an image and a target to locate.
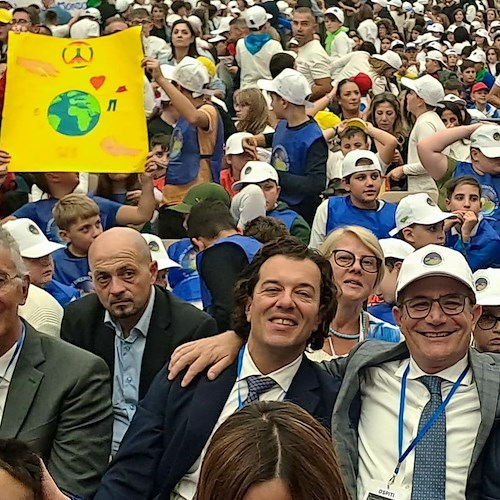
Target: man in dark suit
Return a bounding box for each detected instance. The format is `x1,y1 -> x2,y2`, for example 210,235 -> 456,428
60,227 -> 217,454
0,228 -> 112,499
90,237 -> 342,499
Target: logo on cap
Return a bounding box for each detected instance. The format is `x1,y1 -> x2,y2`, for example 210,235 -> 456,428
28,224 -> 40,235
244,166 -> 252,175
494,132 -> 500,142
475,277 -> 488,291
423,252 -> 442,266
400,216 -> 409,223
148,241 -> 160,252
426,197 -> 436,206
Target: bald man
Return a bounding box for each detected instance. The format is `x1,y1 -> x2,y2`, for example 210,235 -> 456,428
60,228 -> 217,454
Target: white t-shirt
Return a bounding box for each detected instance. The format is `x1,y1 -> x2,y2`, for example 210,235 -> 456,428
70,18 -> 100,39
296,39 -> 332,88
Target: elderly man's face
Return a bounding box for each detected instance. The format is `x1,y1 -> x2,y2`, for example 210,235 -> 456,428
90,239 -> 157,324
394,276 -> 481,373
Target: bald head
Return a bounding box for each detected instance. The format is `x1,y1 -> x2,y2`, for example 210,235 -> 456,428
89,227 -> 151,270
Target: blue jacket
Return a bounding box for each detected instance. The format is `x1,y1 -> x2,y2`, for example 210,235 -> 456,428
367,302 -> 397,326
44,279 -> 80,307
94,355 -> 342,499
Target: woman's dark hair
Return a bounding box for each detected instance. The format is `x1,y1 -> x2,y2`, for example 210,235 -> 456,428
454,25 -> 471,43
196,401 -> 350,500
231,236 -> 337,350
0,439 -> 43,500
335,78 -> 360,98
436,101 -> 465,125
356,4 -> 373,23
95,173 -> 140,200
170,18 -> 199,60
359,41 -> 376,54
171,0 -> 186,13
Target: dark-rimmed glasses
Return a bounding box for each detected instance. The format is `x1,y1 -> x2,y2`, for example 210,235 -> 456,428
0,272 -> 22,291
477,314 -> 500,330
331,249 -> 381,274
402,294 -> 471,319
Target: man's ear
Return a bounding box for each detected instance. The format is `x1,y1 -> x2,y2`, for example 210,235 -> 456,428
149,260 -> 158,284
276,185 -> 281,196
341,179 -> 351,192
445,198 -> 451,210
394,261 -> 403,272
245,296 -> 253,322
192,237 -> 206,251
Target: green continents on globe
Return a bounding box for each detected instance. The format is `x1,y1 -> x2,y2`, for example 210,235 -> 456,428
48,90 -> 101,136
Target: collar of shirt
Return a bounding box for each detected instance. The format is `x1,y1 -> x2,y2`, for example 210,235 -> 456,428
0,323 -> 26,383
239,346 -> 303,394
104,286 -> 156,340
394,353 -> 472,386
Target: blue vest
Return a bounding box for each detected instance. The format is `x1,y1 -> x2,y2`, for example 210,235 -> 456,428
166,105 -> 224,186
326,196 -> 397,239
52,248 -> 94,294
367,302 -> 396,326
43,279 -> 80,307
271,119 -> 324,205
445,218 -> 500,272
454,161 -> 500,232
197,234 -> 262,312
267,207 -> 299,231
167,238 -> 202,304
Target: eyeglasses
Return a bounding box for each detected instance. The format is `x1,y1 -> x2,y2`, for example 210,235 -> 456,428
477,314 -> 500,330
130,19 -> 151,25
0,272 -> 22,291
402,294 -> 471,319
331,249 -> 381,273
12,19 -> 29,25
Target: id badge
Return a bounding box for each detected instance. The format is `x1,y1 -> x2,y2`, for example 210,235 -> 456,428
362,479 -> 410,500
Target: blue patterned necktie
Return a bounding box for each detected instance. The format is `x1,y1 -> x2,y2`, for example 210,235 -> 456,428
411,375 -> 446,500
243,375 -> 277,405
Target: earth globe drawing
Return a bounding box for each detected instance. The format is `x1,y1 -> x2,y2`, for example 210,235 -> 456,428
47,90 -> 101,137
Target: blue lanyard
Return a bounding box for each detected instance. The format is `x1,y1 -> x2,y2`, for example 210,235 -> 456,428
236,344 -> 246,410
389,362 -> 469,485
2,328 -> 25,382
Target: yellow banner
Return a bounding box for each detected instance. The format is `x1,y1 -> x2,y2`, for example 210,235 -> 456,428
0,28 -> 148,173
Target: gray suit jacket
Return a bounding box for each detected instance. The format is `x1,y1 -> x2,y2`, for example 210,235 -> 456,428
324,341 -> 500,500
0,322 -> 113,498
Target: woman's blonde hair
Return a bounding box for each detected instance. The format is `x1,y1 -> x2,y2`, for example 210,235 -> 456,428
233,88 -> 270,135
319,225 -> 385,288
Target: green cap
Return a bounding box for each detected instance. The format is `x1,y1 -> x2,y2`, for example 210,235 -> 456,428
170,183 -> 231,214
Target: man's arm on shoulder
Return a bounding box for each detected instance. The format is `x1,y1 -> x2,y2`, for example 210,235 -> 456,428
48,350 -> 113,498
95,366 -> 174,500
189,310 -> 219,341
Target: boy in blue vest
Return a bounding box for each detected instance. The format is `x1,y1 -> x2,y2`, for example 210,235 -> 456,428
231,161 -> 311,245
51,194 -> 103,294
244,68 -> 328,224
389,192 -> 455,249
187,199 -> 262,332
309,150 -> 397,249
418,123 -> 500,231
3,218 -> 80,306
368,238 -> 414,326
444,176 -> 500,271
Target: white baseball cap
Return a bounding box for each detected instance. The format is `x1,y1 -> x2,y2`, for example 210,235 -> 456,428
115,0 -> 133,12
412,3 -> 424,14
171,57 -> 210,97
427,41 -> 443,52
225,132 -> 253,155
417,32 -> 436,45
245,5 -> 272,29
405,42 -> 417,50
426,50 -> 446,65
83,7 -> 101,21
232,161 -> 279,191
447,24 -> 457,33
471,20 -> 482,30
324,6 -> 344,24
473,268 -> 500,306
401,74 -> 444,107
468,49 -> 487,63
372,50 -> 402,70
396,245 -> 474,298
470,125 -> 500,158
391,39 -> 405,49
378,238 -> 414,260
211,16 -> 231,34
475,28 -> 489,38
388,0 -> 402,6
402,1 -> 412,11
187,15 -> 203,33
3,219 -> 64,259
372,0 -> 388,6
276,0 -> 289,13
342,150 -> 382,179
141,234 -> 181,271
258,68 -> 312,106
208,33 -> 227,43
428,22 -> 444,33
445,48 -> 457,55
439,94 -> 466,107
389,193 -> 454,236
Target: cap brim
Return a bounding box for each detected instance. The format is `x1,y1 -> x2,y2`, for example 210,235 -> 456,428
477,294 -> 500,306
156,257 -> 181,270
397,271 -> 474,298
257,79 -> 277,94
401,77 -> 418,93
388,226 -> 400,237
160,64 -> 175,80
169,203 -> 192,214
389,212 -> 454,237
22,241 -> 65,259
479,146 -> 500,158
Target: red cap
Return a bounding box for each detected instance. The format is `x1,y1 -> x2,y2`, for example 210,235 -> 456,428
471,82 -> 489,93
350,72 -> 373,94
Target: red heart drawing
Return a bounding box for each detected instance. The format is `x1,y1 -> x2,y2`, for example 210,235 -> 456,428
90,75 -> 105,90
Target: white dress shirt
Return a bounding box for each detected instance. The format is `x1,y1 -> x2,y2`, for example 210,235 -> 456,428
171,347 -> 303,500
0,332 -> 24,424
357,355 -> 481,500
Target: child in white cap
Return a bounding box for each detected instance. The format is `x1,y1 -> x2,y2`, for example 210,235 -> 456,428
141,234 -> 180,289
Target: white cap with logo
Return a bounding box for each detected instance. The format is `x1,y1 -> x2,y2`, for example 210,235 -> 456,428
473,268 -> 500,306
232,161 -> 279,191
428,22 -> 444,33
324,6 -> 344,23
396,245 -> 474,299
372,50 -> 402,70
401,74 -> 445,107
171,57 -> 211,97
141,234 -> 181,271
2,218 -> 64,259
468,49 -> 487,63
258,68 -> 312,106
225,132 -> 253,155
342,150 -> 382,179
389,193 -> 455,236
379,238 -> 414,260
426,50 -> 446,65
470,124 -> 500,158
245,5 -> 272,29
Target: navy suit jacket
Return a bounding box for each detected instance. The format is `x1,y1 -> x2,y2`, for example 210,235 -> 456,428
94,354 -> 341,500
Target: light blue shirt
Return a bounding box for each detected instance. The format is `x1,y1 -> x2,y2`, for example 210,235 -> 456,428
104,287 -> 156,455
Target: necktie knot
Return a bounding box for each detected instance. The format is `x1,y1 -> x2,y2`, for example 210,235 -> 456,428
244,375 -> 277,405
418,375 -> 443,396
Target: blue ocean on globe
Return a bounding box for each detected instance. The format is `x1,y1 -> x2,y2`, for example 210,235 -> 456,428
48,90 -> 101,137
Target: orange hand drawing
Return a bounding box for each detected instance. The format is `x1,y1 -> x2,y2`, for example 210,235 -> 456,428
17,57 -> 59,77
101,137 -> 140,157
